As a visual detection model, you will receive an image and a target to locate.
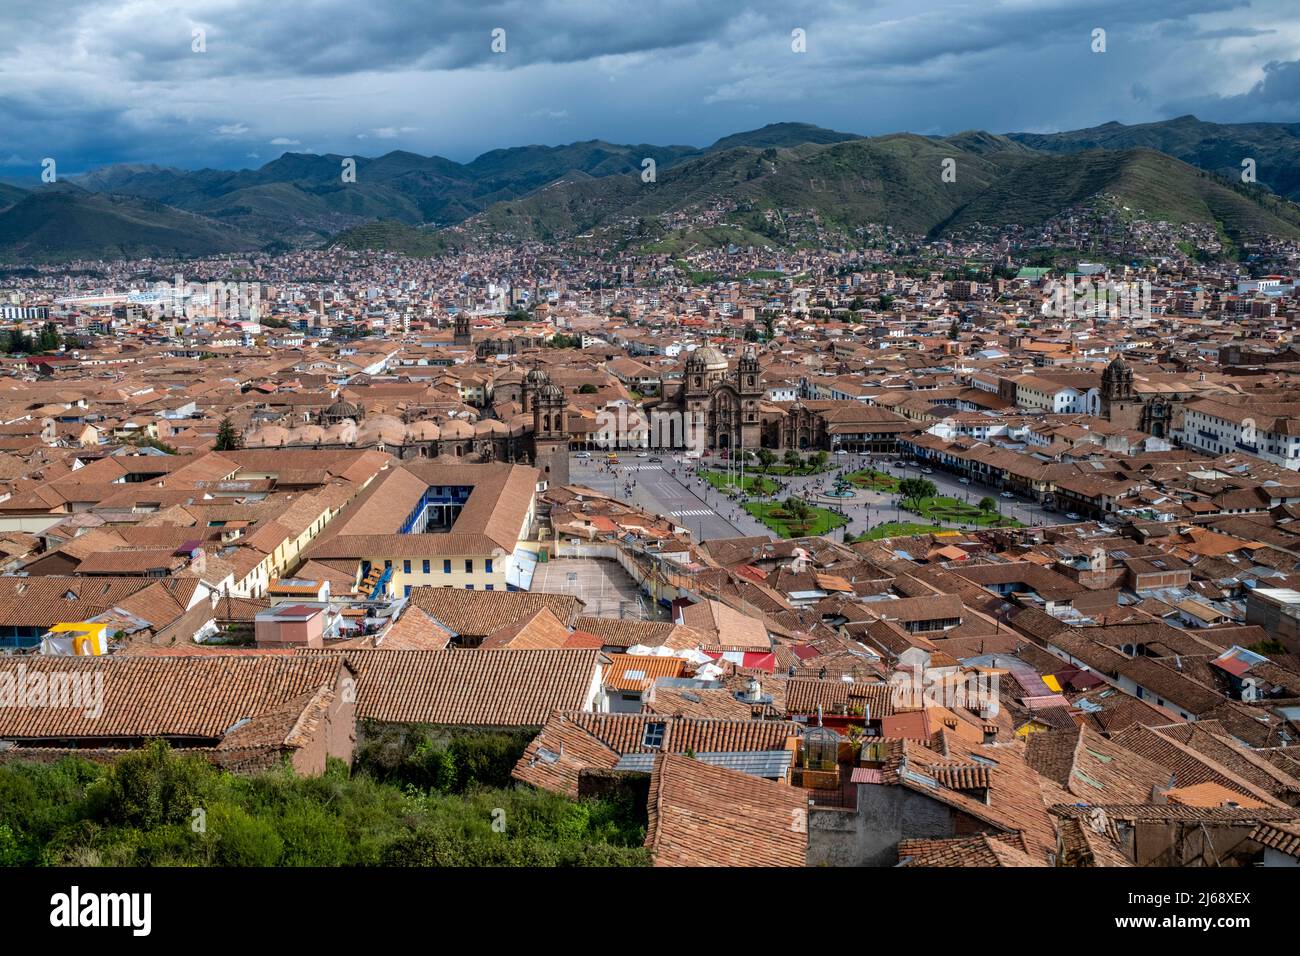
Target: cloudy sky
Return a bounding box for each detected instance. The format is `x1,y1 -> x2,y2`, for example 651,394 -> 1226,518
2,0 -> 1299,177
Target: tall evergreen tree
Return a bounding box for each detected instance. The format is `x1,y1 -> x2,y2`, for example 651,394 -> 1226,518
214,417 -> 242,452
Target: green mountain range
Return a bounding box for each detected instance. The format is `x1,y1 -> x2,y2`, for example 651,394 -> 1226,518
1008,115 -> 1300,201
0,185 -> 259,263
454,134 -> 1300,250
2,116 -> 1298,261
0,182 -> 27,209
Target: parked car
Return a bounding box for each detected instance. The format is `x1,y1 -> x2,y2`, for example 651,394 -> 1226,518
647,457 -> 662,463
921,467 -> 933,475
1000,491 -> 1014,499
575,451 -> 592,459
636,452 -> 648,458
1066,512 -> 1082,521
958,477 -> 971,485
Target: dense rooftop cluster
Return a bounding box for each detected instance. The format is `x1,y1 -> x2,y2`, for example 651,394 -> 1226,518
2,234 -> 1300,868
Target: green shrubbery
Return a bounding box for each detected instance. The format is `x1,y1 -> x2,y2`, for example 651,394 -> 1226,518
0,736 -> 648,868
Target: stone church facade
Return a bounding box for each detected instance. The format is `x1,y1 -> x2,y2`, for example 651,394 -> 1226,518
655,346 -> 764,451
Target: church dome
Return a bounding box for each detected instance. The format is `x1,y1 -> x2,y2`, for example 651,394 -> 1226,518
685,346 -> 728,371
408,420 -> 441,441
247,425 -> 288,447
441,418 -> 473,439
539,382 -> 565,400
324,397 -> 360,421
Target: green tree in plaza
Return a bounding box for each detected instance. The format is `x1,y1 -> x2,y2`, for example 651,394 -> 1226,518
979,496 -> 998,515
898,478 -> 937,510
811,450 -> 828,472
785,496 -> 812,528
783,449 -> 802,471
756,448 -> 776,473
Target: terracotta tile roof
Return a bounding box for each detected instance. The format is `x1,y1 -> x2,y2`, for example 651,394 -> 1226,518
1252,821 -> 1300,859
644,686 -> 781,721
410,588 -> 583,641
1108,724 -> 1287,807
1053,815 -> 1134,867
310,460 -> 539,554
875,732 -> 1061,860
897,832 -> 1041,867
0,575 -> 196,630
1025,726 -> 1175,804
296,648 -> 602,727
575,616 -> 704,650
603,653 -> 687,692
479,606 -> 572,650
1051,802 -> 1300,824
0,655 -> 348,741
512,711 -> 801,797
784,678 -> 895,718
644,754 -> 807,867
1164,781 -> 1268,809
563,711 -> 800,755
1154,721 -> 1300,802
511,713 -> 622,797
679,598 -> 771,650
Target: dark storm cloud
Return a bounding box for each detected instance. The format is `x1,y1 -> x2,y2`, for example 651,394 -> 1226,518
85,0 -> 818,80
1166,58 -> 1300,122
0,0 -> 1297,177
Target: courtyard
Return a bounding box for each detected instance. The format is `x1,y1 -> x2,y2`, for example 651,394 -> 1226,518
529,557 -> 664,620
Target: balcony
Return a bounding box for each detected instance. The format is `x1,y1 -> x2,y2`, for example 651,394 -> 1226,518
792,727 -> 860,810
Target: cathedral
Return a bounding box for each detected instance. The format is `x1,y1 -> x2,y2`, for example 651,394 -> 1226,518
247,368 -> 569,487
1100,353 -> 1175,439
656,346 -> 764,450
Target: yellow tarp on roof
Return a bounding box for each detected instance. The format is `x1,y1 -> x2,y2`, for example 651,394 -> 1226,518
1041,673 -> 1062,693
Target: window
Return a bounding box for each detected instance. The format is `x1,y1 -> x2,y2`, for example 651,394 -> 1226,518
465,559 -> 473,573
403,585 -> 411,597
384,560 -> 392,570
485,584 -> 493,591
422,560 -> 430,574
466,584 -> 474,590
443,560 -> 451,574
403,560 -> 411,574
643,723 -> 666,748
485,558 -> 493,574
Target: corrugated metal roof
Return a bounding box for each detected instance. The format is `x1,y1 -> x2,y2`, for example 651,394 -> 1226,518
614,749 -> 792,778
